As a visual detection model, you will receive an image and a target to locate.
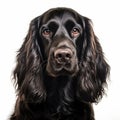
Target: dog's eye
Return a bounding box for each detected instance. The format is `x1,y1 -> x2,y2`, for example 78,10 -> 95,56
71,27 -> 80,38
42,28 -> 52,37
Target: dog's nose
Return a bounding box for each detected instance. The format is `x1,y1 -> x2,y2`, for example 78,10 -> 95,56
54,48 -> 72,64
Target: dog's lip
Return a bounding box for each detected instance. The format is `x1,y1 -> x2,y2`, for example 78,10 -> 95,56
50,65 -> 78,77
53,62 -> 72,71
54,66 -> 68,72
48,69 -> 73,77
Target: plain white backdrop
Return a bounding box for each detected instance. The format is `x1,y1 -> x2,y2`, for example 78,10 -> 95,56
0,0 -> 120,120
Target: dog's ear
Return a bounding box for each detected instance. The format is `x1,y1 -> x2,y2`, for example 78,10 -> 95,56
13,17 -> 46,103
76,17 -> 110,103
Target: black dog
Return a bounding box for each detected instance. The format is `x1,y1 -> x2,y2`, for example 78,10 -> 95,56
10,7 -> 110,120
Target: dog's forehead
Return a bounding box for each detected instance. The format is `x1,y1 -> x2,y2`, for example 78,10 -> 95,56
41,8 -> 79,24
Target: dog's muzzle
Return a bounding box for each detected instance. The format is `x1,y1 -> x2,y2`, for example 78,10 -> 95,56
46,43 -> 79,77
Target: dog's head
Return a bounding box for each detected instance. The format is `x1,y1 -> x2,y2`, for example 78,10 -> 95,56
39,8 -> 85,77
14,8 -> 110,103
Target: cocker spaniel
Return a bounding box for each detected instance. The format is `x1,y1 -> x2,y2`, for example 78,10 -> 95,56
10,7 -> 110,120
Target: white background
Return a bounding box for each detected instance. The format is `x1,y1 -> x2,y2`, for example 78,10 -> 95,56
0,0 -> 120,120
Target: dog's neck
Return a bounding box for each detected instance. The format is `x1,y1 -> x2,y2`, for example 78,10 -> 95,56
44,75 -> 75,114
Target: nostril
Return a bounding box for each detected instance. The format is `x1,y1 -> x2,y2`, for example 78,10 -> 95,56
56,53 -> 63,59
66,53 -> 72,59
56,53 -> 71,59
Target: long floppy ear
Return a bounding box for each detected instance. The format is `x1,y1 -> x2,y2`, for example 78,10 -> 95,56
13,17 -> 46,103
76,17 -> 110,103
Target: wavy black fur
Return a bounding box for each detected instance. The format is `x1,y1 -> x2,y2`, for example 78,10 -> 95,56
10,7 -> 110,120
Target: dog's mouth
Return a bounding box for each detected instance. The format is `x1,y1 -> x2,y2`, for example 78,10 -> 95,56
51,63 -> 74,76
46,63 -> 79,77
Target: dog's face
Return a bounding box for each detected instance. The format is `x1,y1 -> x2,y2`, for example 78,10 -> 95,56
39,8 -> 84,77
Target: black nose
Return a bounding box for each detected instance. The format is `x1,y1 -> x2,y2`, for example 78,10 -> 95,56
54,48 -> 72,64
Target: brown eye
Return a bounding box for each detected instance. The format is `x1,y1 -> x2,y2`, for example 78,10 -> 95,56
71,27 -> 80,37
42,28 -> 51,37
